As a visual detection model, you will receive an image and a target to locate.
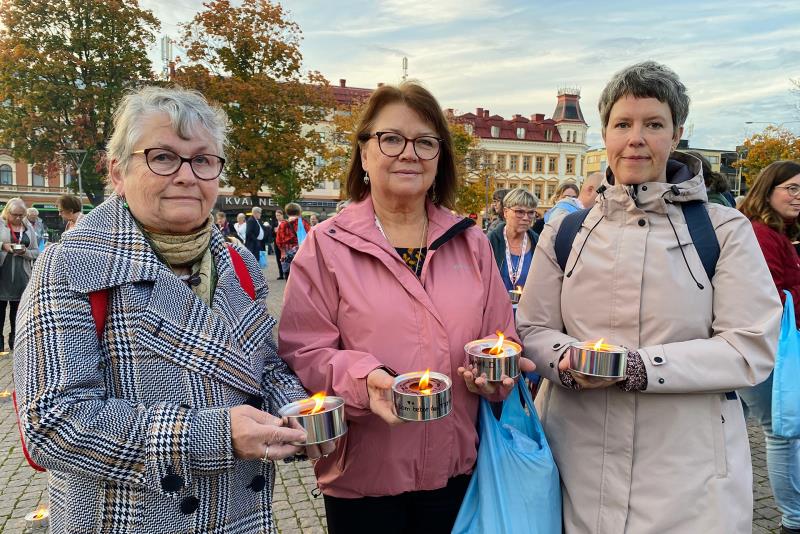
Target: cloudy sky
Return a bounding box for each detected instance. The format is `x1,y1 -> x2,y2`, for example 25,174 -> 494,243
142,0 -> 800,150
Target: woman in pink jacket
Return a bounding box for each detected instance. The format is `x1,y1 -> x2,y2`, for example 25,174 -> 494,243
279,82 -> 533,533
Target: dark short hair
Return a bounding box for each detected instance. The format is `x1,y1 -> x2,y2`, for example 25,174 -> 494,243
493,188 -> 510,202
284,202 -> 302,216
57,194 -> 82,214
741,160 -> 800,240
346,82 -> 456,208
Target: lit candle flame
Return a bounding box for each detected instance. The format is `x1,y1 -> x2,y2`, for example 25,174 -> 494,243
0,389 -> 10,398
418,369 -> 432,395
488,331 -> 505,355
592,338 -> 614,351
515,285 -> 523,292
308,392 -> 326,415
31,506 -> 49,520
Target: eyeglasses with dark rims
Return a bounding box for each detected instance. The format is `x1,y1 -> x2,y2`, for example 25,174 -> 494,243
131,148 -> 225,180
370,132 -> 442,160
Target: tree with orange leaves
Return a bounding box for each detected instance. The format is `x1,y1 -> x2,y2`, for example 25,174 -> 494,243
740,126 -> 800,186
175,0 -> 332,209
0,0 -> 159,205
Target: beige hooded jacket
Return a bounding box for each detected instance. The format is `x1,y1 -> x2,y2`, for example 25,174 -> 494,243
517,154 -> 782,534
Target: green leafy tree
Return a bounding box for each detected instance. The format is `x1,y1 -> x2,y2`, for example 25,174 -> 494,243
175,0 -> 332,205
0,0 -> 159,205
739,126 -> 800,186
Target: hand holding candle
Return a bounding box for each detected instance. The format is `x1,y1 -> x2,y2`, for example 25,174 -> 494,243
459,331 -> 536,401
558,338 -> 627,390
366,368 -> 405,426
230,405 -> 306,461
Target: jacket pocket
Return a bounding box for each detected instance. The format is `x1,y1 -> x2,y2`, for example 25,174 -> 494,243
710,394 -> 728,477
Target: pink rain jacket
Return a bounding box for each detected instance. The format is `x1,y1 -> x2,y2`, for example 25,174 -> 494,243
279,196 -> 516,498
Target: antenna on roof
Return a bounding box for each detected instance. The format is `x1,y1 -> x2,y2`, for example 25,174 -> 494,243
402,57 -> 408,81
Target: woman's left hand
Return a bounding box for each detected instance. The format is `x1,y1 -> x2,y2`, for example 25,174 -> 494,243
557,355 -> 622,389
285,418 -> 339,459
458,357 -> 536,401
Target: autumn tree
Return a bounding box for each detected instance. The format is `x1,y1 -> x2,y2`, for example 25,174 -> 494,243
175,0 -> 332,208
317,98 -> 369,200
0,0 -> 159,205
739,126 -> 800,186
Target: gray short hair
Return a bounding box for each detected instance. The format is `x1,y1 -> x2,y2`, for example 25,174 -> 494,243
503,188 -> 538,209
107,86 -> 229,174
26,207 -> 39,217
598,61 -> 689,133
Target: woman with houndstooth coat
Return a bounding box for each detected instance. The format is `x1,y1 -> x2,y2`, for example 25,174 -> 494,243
13,87 -> 334,533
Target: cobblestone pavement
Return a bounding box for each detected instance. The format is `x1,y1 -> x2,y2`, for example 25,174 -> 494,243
0,255 -> 784,532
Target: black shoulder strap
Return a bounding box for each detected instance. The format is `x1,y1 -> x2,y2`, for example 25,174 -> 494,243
681,201 -> 719,282
554,208 -> 591,272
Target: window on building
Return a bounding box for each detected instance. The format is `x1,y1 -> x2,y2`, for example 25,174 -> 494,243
496,154 -> 506,169
0,164 -> 11,185
32,169 -> 45,187
491,125 -> 500,138
566,131 -> 572,142
545,184 -> 553,200
545,129 -> 553,141
483,153 -> 491,166
509,155 -> 518,171
534,184 -> 543,199
548,157 -> 557,173
535,156 -> 544,172
522,156 -> 531,172
566,157 -> 575,174
516,127 -> 525,139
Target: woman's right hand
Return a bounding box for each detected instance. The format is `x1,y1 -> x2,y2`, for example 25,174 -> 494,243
366,368 -> 404,426
230,405 -> 306,461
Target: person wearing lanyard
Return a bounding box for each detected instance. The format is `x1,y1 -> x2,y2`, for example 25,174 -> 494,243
487,188 -> 540,311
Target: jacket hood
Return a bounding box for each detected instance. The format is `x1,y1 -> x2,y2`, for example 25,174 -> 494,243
328,195 -> 473,253
600,152 -> 707,212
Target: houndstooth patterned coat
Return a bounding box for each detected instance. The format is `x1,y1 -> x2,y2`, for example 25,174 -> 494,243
13,195 -> 308,533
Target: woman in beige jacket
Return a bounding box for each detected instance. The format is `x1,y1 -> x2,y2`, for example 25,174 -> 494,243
517,61 -> 782,533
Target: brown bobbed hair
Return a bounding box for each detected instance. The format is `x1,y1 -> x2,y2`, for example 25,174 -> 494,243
57,194 -> 82,214
548,182 -> 579,205
346,81 -> 456,208
740,160 -> 800,240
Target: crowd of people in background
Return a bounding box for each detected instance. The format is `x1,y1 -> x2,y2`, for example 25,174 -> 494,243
3,61 -> 799,534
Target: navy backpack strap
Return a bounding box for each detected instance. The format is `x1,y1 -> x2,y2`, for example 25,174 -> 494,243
554,208 -> 591,272
681,201 -> 719,282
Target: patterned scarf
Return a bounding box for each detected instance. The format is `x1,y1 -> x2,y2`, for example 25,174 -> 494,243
144,216 -> 214,306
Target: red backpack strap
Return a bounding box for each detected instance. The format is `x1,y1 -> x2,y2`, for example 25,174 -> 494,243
89,289 -> 109,338
12,390 -> 47,472
227,243 -> 255,300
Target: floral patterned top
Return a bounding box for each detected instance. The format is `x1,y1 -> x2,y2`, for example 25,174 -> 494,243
395,247 -> 427,278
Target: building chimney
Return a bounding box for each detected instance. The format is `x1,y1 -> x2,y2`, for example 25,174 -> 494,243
476,107 -> 483,117
532,113 -> 545,122
339,79 -> 346,87
513,114 -> 522,121
484,110 -> 490,118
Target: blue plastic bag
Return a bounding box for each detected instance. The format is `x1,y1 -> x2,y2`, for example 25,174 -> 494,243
772,291 -> 800,439
258,250 -> 267,268
452,381 -> 562,534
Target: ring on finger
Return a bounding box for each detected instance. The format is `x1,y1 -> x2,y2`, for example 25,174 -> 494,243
262,444 -> 271,464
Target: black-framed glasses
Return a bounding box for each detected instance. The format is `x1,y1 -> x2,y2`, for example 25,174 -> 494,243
131,148 -> 225,180
775,184 -> 800,198
371,132 -> 442,160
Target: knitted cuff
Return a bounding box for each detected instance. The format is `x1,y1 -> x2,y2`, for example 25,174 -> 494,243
617,351 -> 648,392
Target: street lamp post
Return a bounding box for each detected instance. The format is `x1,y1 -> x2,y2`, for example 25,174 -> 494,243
65,149 -> 88,206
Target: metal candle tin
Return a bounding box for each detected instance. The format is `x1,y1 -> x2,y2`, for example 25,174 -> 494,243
0,390 -> 12,403
392,371 -> 452,422
278,396 -> 346,445
24,507 -> 49,530
568,341 -> 628,379
508,289 -> 522,304
464,338 -> 522,382
10,243 -> 25,252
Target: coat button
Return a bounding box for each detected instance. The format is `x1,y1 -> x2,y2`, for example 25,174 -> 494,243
249,475 -> 267,493
179,403 -> 191,409
552,343 -> 560,349
161,473 -> 184,493
638,219 -> 646,227
549,362 -> 555,368
180,496 -> 200,515
658,378 -> 665,384
328,229 -> 336,234
654,356 -> 663,363
641,185 -> 648,191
